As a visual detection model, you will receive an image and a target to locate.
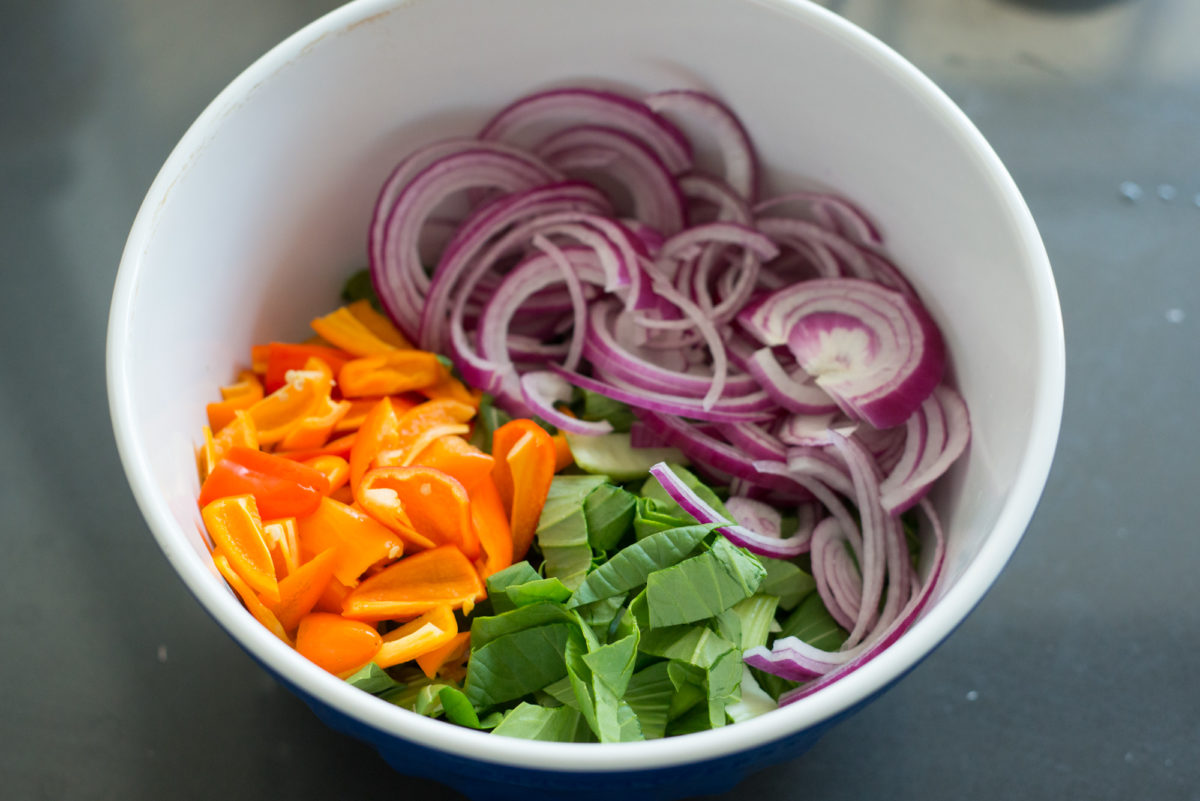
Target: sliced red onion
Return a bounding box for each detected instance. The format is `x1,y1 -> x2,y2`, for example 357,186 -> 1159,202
738,277 -> 946,429
679,172 -> 754,224
519,371 -> 613,436
880,385 -> 971,514
753,191 -> 883,247
716,422 -> 787,462
729,343 -> 839,415
479,87 -> 693,174
629,421 -> 671,449
649,462 -> 812,559
777,411 -> 843,446
645,90 -> 759,201
724,496 -> 783,539
536,125 -> 686,235
809,517 -> 860,632
774,498 -> 947,705
551,366 -> 774,423
372,147 -> 562,340
418,182 -> 611,352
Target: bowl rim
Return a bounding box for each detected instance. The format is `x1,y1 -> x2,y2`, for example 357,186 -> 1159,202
107,0 -> 1065,773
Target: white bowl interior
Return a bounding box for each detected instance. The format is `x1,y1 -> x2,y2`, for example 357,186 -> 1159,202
108,0 -> 1063,773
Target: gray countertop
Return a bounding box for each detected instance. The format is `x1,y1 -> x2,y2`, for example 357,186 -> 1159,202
3,0 -> 1197,798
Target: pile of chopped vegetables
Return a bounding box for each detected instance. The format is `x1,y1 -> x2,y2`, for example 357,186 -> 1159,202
196,86 -> 970,742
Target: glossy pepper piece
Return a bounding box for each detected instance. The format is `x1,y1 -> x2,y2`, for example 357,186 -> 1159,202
341,545 -> 485,621
199,446 -> 331,520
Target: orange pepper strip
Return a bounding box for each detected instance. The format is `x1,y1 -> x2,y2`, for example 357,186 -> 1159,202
409,435 -> 495,493
374,605 -> 458,669
247,358 -> 334,446
312,576 -> 354,614
278,396 -> 352,452
303,455 -> 350,494
207,371 -> 265,432
415,631 -> 471,680
262,343 -> 354,394
295,497 -> 405,587
551,431 -> 574,472
375,423 -> 471,469
201,410 -> 259,479
329,485 -> 355,505
349,398 -> 476,493
311,306 -> 398,357
275,432 -> 357,462
491,420 -> 557,562
251,344 -> 271,376
263,517 -> 301,578
213,551 -> 292,645
201,495 -> 280,603
470,475 -> 514,579
418,369 -> 480,408
264,547 -> 338,634
346,299 -> 412,349
199,446 -> 331,520
334,396 -> 417,434
357,467 -> 479,558
341,544 -> 486,621
338,351 -> 445,398
295,612 -> 381,676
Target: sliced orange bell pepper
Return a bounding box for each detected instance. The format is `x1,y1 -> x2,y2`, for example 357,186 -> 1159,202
374,605 -> 458,669
274,432 -> 357,462
263,517 -> 301,578
490,420 -> 556,562
374,423 -> 472,470
312,575 -> 354,614
349,398 -> 476,493
338,350 -> 444,398
356,467 -> 479,558
262,343 -> 354,394
199,446 -> 331,519
201,410 -> 259,479
295,612 -> 382,675
295,497 -> 405,587
334,396 -> 417,434
278,396 -> 351,452
415,631 -> 471,680
247,357 -> 334,446
551,431 -> 574,472
346,299 -> 412,349
303,455 -> 349,494
418,369 -> 480,407
341,544 -> 486,621
207,371 -> 265,432
409,435 -> 495,493
265,547 -> 338,634
470,475 -> 513,579
201,494 -> 279,603
213,550 -> 291,645
311,305 -> 398,357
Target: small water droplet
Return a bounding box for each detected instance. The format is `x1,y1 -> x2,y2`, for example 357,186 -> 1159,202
965,690 -> 979,701
1157,184 -> 1177,201
1119,181 -> 1143,202
1166,308 -> 1185,324
156,645 -> 168,663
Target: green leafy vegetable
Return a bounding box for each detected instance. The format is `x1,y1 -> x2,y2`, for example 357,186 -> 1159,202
566,433 -> 686,481
469,394 -> 512,454
583,483 -> 637,551
340,268 -> 381,310
645,538 -> 765,628
623,661 -> 674,739
778,591 -> 849,651
761,558 -> 817,611
491,703 -> 595,742
438,686 -> 484,729
537,475 -> 611,590
464,623 -> 575,708
633,496 -> 693,540
640,464 -> 731,522
505,576 -> 573,607
568,524 -> 715,607
485,562 -> 543,614
578,390 -> 637,433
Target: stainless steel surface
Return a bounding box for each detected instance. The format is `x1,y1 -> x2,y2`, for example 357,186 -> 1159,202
3,0 -> 1196,797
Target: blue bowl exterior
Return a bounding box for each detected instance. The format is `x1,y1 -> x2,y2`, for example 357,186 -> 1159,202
263,658 -> 890,801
